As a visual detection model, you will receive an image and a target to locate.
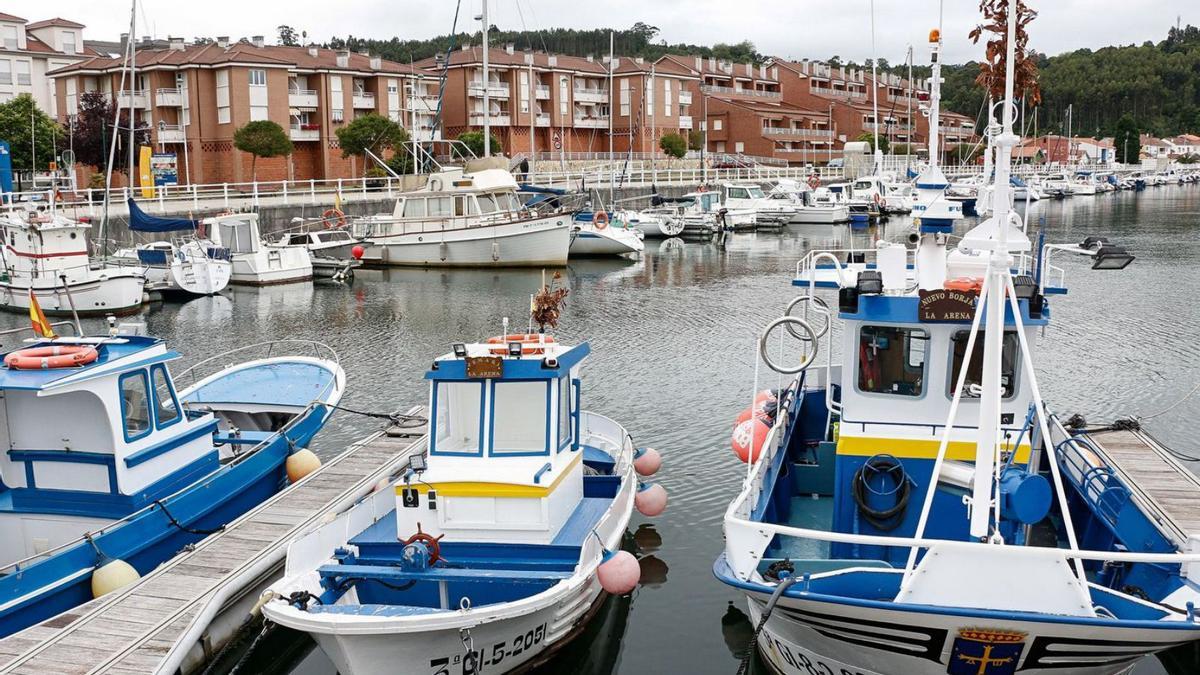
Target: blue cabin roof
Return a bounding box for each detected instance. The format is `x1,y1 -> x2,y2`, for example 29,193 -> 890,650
0,336 -> 177,391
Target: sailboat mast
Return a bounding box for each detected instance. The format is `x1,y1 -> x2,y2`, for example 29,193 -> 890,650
99,0 -> 137,258
481,0 -> 491,158
609,30 -> 614,201
928,1 -> 943,170
128,5 -> 137,183
869,0 -> 880,171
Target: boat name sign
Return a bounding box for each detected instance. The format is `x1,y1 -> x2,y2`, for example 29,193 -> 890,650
465,356 -> 504,379
918,289 -> 979,323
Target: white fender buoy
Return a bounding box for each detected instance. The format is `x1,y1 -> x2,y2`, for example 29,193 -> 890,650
597,550 -> 640,595
286,448 -> 321,483
635,482 -> 668,516
92,558 -> 140,598
633,447 -> 662,476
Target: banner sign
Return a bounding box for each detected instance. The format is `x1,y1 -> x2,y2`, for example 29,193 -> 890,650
151,153 -> 178,187
0,141 -> 11,202
139,146 -> 154,198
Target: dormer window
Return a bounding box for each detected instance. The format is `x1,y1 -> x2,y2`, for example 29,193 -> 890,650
2,25 -> 16,50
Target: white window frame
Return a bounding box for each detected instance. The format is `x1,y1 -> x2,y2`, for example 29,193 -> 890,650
215,70 -> 231,124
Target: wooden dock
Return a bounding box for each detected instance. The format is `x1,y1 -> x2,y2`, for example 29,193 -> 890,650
0,410 -> 426,675
1084,427 -> 1200,546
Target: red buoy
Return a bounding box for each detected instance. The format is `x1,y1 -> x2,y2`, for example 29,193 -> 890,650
351,245 -> 365,260
731,418 -> 770,463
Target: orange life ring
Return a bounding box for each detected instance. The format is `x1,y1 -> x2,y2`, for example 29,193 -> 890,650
322,208 -> 346,229
872,192 -> 883,206
593,211 -> 609,230
4,345 -> 98,370
486,333 -> 557,355
807,175 -> 821,190
944,277 -> 984,293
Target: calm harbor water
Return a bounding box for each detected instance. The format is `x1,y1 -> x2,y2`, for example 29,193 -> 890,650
5,185 -> 1198,674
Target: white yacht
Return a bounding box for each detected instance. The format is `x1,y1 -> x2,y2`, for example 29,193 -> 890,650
114,240 -> 232,298
722,182 -> 794,225
355,168 -> 571,267
569,212 -> 645,257
0,204 -> 145,315
201,212 -> 313,285
615,209 -> 684,238
768,180 -> 851,223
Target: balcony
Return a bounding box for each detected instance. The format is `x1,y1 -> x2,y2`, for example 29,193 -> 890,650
699,84 -> 781,100
352,92 -> 376,109
468,82 -> 510,98
938,124 -> 975,136
470,112 -> 511,126
762,127 -> 834,141
534,85 -> 550,99
117,90 -> 149,109
678,115 -> 693,130
574,116 -> 609,129
289,89 -> 318,109
678,91 -> 693,105
535,113 -> 550,127
810,86 -> 867,100
154,88 -> 184,107
573,87 -> 607,103
290,124 -> 320,141
156,124 -> 186,143
888,92 -> 923,103
406,96 -> 437,113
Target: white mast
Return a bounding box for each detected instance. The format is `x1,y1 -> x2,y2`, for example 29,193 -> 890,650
870,0 -> 881,172
128,10 -> 137,182
481,0 -> 491,157
608,30 -> 614,200
928,1 -> 943,170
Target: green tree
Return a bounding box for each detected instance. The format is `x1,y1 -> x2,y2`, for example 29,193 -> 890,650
687,129 -> 704,151
68,91 -> 149,179
277,25 -> 300,46
454,130 -> 502,158
1113,113 -> 1141,164
335,114 -> 408,175
233,120 -> 292,180
0,94 -> 63,188
659,132 -> 687,159
855,131 -> 889,155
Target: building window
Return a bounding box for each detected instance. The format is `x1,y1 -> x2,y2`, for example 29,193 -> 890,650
519,70 -> 529,114
713,119 -> 722,131
15,60 -> 29,86
619,78 -> 630,117
644,77 -> 654,111
1,26 -> 16,50
61,31 -> 77,55
858,325 -> 928,397
734,141 -> 744,153
663,79 -> 671,117
329,75 -> 344,122
948,330 -> 1020,399
248,69 -> 267,86
558,77 -> 568,116
0,60 -> 10,86
215,70 -> 230,124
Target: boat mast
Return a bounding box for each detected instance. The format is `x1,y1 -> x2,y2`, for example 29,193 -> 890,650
609,30 -> 614,203
869,0 -> 881,173
99,0 -> 137,258
928,0 -> 943,171
128,20 -> 137,183
481,0 -> 490,158
906,45 -> 913,171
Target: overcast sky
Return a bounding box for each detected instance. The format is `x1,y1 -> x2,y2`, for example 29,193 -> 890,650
19,1 -> 1193,64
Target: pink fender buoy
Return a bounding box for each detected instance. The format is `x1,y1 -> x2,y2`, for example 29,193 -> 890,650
633,447 -> 662,476
597,550 -> 640,594
351,245 -> 365,260
754,389 -> 777,406
635,482 -> 668,516
731,418 -> 770,463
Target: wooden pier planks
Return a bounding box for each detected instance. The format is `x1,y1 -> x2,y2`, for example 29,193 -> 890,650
1086,428 -> 1200,544
0,413 -> 426,675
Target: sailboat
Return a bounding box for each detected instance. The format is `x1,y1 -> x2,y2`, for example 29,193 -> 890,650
715,4 -> 1200,674
112,200 -> 232,298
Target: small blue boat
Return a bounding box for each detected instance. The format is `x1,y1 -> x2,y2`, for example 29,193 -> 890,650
0,328 -> 345,637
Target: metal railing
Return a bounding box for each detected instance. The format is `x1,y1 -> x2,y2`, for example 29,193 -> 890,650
762,127 -> 834,139
699,84 -> 781,99
811,86 -> 867,99
176,339 -> 339,390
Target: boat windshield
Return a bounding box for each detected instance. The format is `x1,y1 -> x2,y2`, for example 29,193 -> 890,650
477,192 -> 522,215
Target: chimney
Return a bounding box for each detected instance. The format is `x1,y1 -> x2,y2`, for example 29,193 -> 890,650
586,54 -> 593,62
548,55 -> 557,67
169,36 -> 185,51
120,32 -> 129,52
694,56 -> 702,70
307,45 -> 319,57
216,36 -> 229,48
461,44 -> 470,52
336,49 -> 350,68
370,55 -> 382,70
635,56 -> 643,65
708,57 -> 716,70
523,51 -> 533,65
251,35 -> 264,48
504,43 -> 514,55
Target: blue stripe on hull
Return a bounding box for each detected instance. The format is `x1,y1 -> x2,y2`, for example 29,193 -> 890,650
0,406 -> 331,638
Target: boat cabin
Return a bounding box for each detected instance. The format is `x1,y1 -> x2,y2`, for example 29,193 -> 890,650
393,339 -> 589,546
204,213 -> 265,256
374,169 -> 527,236
0,336 -> 219,561
0,207 -> 95,278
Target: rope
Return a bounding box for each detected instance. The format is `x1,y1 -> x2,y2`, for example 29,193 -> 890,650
736,575 -> 798,675
328,403 -> 427,428
152,499 -> 224,535
226,619 -> 276,675
1137,378 -> 1200,422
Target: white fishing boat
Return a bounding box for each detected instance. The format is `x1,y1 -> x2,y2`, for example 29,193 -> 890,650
261,290 -> 667,675
717,7 -> 1200,674
355,168 -> 571,267
0,203 -> 145,316
201,211 -> 313,285
277,228 -> 363,280
768,180 -> 851,224
570,212 -> 645,257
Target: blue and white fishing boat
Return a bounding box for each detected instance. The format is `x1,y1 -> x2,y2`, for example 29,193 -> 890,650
715,6 -> 1200,674
911,25 -> 965,232
0,328 -> 345,637
262,297 -> 666,674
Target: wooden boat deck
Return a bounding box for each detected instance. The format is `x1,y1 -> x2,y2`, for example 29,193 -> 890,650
1084,427 -> 1200,546
0,409 -> 427,675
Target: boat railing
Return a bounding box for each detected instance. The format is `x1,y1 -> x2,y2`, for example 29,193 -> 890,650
0,321 -> 79,342
578,411 -> 634,475
175,339 -> 340,390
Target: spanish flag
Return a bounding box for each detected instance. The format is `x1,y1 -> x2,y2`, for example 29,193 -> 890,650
29,290 -> 56,339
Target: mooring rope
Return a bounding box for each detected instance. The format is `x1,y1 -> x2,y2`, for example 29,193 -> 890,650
736,575 -> 798,675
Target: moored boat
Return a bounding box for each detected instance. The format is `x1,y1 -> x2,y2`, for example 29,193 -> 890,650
201,211 -> 313,285
112,199 -> 233,299
570,211 -> 645,257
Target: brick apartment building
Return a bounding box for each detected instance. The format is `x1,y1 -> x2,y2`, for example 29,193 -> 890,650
49,36 -> 439,185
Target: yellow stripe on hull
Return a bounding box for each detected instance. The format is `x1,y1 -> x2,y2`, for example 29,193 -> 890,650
393,453 -> 583,498
837,435 -> 1032,463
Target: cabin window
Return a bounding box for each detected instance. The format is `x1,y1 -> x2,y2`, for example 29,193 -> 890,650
120,371 -> 153,441
490,381 -> 549,456
857,326 -> 928,397
151,365 -> 180,428
558,376 -> 571,451
218,218 -> 257,254
948,330 -> 1020,399
433,382 -> 483,455
727,187 -> 751,199
477,193 -> 501,214
403,198 -> 427,218
428,196 -> 453,217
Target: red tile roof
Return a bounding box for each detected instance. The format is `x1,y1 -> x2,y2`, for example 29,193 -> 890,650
709,95 -> 824,118
656,54 -> 775,82
0,12 -> 26,23
26,18 -> 85,30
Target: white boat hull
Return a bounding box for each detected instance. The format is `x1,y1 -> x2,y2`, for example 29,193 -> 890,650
791,206 -> 852,224
570,227 -> 644,256
744,589 -> 1192,675
169,255 -> 232,296
230,246 -> 313,285
366,215 -> 571,267
0,272 -> 145,316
